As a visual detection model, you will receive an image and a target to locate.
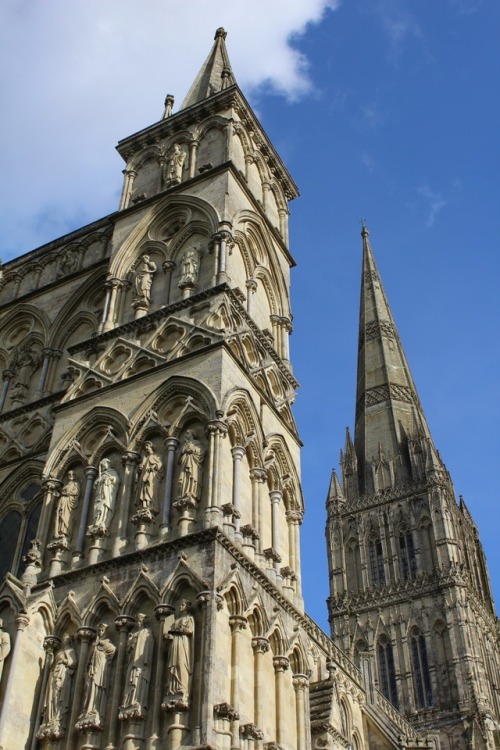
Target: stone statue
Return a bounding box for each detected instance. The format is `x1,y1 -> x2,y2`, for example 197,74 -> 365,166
119,613 -> 154,721
21,538 -> 42,595
134,441 -> 162,521
178,245 -> 200,289
88,458 -> 120,535
165,143 -> 186,185
10,343 -> 40,403
177,430 -> 205,503
0,619 -> 11,682
134,254 -> 157,306
76,623 -> 116,731
38,634 -> 77,740
54,470 -> 80,543
163,600 -> 194,708
162,94 -> 174,119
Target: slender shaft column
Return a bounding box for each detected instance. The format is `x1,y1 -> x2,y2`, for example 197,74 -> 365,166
250,468 -> 266,552
162,261 -> 176,306
147,604 -> 175,750
100,282 -> 113,332
205,417 -> 228,525
64,626 -> 96,750
262,182 -> 270,210
0,370 -> 13,413
281,317 -> 292,366
31,635 -> 60,750
0,614 -> 30,745
231,446 -> 245,542
73,467 -> 98,563
273,656 -> 290,745
229,615 -> 247,749
245,279 -> 257,316
103,278 -> 122,332
270,490 -> 283,571
37,477 -> 63,550
104,615 -> 134,750
189,140 -> 199,179
217,233 -> 228,283
36,348 -> 52,396
270,315 -> 281,353
251,637 -> 270,731
113,452 -> 140,556
119,169 -> 137,211
209,234 -> 221,286
278,207 -> 288,244
196,591 -> 224,748
292,674 -> 309,750
161,437 -> 179,537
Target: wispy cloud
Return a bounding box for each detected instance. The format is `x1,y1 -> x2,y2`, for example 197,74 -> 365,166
448,0 -> 482,15
361,152 -> 375,174
361,102 -> 383,129
373,0 -> 422,58
417,185 -> 447,227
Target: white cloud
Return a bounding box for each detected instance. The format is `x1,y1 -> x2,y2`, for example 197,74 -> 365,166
0,0 -> 340,261
417,184 -> 447,227
373,0 -> 421,57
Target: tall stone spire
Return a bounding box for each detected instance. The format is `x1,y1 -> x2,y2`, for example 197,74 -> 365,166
180,27 -> 236,110
354,225 -> 433,492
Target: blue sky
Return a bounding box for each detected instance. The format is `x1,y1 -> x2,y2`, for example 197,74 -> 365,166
1,0 -> 498,630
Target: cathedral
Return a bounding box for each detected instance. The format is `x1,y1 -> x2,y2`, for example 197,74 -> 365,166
0,28 -> 498,750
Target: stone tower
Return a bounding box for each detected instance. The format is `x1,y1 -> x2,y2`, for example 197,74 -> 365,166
0,30 -> 434,750
326,226 -> 500,750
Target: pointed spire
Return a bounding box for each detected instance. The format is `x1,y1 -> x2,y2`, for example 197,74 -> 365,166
327,469 -> 345,505
354,225 -> 434,491
180,28 -> 236,110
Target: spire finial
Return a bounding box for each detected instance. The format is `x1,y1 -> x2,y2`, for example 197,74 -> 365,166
215,27 -> 227,40
360,218 -> 369,238
162,94 -> 175,119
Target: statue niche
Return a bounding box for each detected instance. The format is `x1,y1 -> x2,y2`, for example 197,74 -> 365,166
178,243 -> 202,298
37,634 -> 78,741
118,613 -> 154,721
164,143 -> 187,187
176,430 -> 205,508
132,254 -> 157,319
132,441 -> 163,526
76,623 -> 116,732
9,341 -> 41,406
87,458 -> 121,538
162,599 -> 194,710
0,618 -> 11,683
49,470 -> 81,551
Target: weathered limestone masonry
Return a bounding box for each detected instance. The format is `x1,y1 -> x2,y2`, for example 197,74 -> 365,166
326,227 -> 500,750
0,27 -> 489,750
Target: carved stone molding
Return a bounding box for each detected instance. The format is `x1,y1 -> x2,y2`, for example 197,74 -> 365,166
240,723 -> 265,740
229,615 -> 248,632
214,702 -> 239,721
272,656 -> 290,673
251,637 -> 270,654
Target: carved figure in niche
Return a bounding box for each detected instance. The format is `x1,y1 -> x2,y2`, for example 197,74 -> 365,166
0,619 -> 11,682
21,538 -> 42,595
38,634 -> 77,740
177,430 -> 205,504
165,143 -> 186,185
119,613 -> 154,721
133,441 -> 162,523
178,244 -> 200,289
163,600 -> 194,708
77,623 -> 116,730
133,254 -> 157,307
54,470 -> 80,544
10,343 -> 40,403
88,458 -> 120,536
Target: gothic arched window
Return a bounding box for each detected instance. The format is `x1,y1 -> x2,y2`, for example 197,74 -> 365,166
368,538 -> 385,587
399,530 -> 417,580
411,628 -> 433,708
0,510 -> 22,580
377,635 -> 398,708
0,481 -> 42,579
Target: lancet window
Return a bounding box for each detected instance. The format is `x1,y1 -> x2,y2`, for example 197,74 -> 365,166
377,635 -> 398,708
399,530 -> 417,581
410,627 -> 433,708
368,538 -> 385,587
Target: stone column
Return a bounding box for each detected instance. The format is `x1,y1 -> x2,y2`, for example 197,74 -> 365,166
73,467 -> 98,564
103,278 -> 123,332
64,626 -> 96,750
30,635 -> 60,749
278,207 -> 288,244
292,674 -> 309,750
245,279 -> 257,316
270,490 -> 283,573
0,369 -> 13,413
251,637 -> 270,732
160,437 -> 179,537
270,314 -> 281,354
231,446 -> 245,543
147,604 -> 175,750
195,591 -> 224,748
217,231 -> 232,285
273,656 -> 290,745
36,347 -> 60,397
205,417 -> 228,527
119,169 -> 137,211
286,510 -> 303,593
37,477 -> 63,551
281,317 -> 292,368
113,451 -> 140,556
189,140 -> 199,179
104,615 -> 134,750
0,613 -> 30,746
162,261 -> 176,306
249,468 -> 266,554
229,615 -> 247,748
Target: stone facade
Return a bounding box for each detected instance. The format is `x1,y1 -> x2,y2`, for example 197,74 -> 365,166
326,228 -> 500,750
0,27 -> 495,750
